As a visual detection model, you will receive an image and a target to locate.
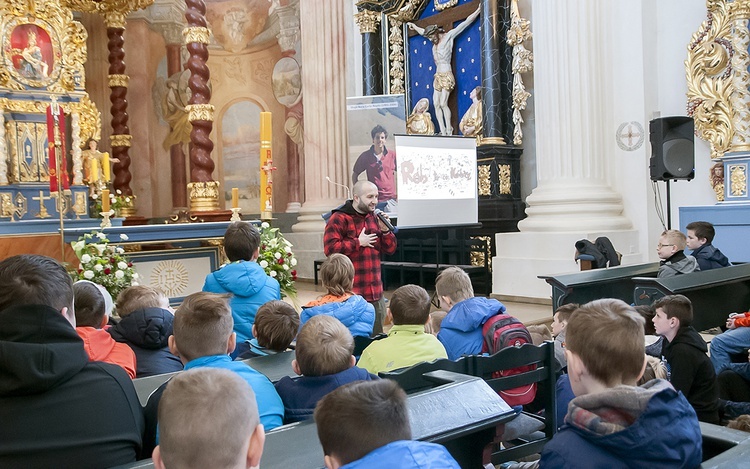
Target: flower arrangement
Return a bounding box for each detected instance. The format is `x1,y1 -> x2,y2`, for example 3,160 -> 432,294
92,189 -> 131,217
257,222 -> 298,299
70,230 -> 139,301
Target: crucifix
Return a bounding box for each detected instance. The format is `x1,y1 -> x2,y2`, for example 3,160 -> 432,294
32,190 -> 51,219
261,158 -> 277,220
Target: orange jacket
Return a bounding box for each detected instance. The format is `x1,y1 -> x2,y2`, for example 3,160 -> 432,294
733,312 -> 750,328
76,327 -> 137,379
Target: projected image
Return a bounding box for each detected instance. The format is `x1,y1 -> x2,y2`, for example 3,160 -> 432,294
399,150 -> 476,199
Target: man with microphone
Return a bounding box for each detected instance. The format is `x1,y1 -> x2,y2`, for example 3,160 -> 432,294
324,181 -> 397,334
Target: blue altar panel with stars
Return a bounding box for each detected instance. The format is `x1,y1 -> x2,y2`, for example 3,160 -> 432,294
409,0 -> 481,134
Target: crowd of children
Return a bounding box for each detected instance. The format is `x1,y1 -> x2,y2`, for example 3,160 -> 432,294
0,219 -> 744,468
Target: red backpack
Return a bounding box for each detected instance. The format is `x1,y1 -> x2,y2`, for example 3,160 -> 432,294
481,314 -> 537,406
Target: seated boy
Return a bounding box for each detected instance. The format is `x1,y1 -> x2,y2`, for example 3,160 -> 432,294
143,292 -> 283,454
652,294 -> 720,423
203,222 -> 281,358
238,299 -> 300,359
274,315 -> 377,423
109,285 -> 183,377
73,280 -> 137,378
541,299 -> 702,467
657,230 -> 700,278
551,303 -> 577,370
686,221 -> 730,271
301,253 -> 375,338
357,284 -> 447,374
314,379 -> 459,469
435,266 -> 507,360
709,308 -> 750,374
153,368 -> 265,469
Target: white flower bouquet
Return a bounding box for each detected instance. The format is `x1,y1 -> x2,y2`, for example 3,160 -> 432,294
70,231 -> 138,300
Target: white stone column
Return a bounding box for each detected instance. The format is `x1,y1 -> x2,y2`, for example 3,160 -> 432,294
494,0 -> 639,299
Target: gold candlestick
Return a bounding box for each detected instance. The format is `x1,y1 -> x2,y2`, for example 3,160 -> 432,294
100,211 -> 112,229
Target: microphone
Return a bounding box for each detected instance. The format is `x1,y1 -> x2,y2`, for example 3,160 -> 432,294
374,209 -> 396,233
326,177 -> 351,199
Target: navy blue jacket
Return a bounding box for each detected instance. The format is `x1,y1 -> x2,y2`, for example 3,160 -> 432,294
689,243 -> 730,271
437,297 -> 506,360
109,307 -> 183,378
274,366 -> 377,423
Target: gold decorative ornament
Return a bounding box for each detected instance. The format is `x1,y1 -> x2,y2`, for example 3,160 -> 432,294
0,193 -> 13,217
499,164 -> 512,195
469,236 -> 491,269
186,103 -> 215,123
60,0 -> 155,17
108,74 -> 129,88
354,9 -> 381,34
183,26 -> 211,45
477,165 -> 491,196
434,0 -> 458,12
480,137 -> 507,145
729,163 -> 748,196
110,133 -> 133,147
387,17 -> 405,94
103,12 -> 127,29
14,191 -> 28,218
507,0 -> 533,146
150,259 -> 190,297
68,93 -> 103,145
188,180 -> 221,212
72,191 -> 87,217
119,194 -> 137,217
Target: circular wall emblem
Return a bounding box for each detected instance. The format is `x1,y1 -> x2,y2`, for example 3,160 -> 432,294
150,260 -> 189,298
616,121 -> 645,151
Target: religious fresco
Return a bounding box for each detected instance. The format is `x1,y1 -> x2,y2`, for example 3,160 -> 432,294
205,0 -> 271,52
271,57 -> 301,107
220,100 -> 262,212
3,20 -> 61,89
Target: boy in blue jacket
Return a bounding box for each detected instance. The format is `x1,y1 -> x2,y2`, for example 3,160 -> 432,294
203,222 -> 281,358
314,379 -> 459,469
275,315 -> 377,423
435,266 -> 506,360
685,221 -> 730,271
541,299 -> 702,468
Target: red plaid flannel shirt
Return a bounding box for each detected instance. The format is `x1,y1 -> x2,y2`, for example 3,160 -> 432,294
324,206 -> 397,302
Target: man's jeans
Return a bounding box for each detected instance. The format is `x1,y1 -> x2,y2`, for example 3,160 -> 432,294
710,327 -> 750,374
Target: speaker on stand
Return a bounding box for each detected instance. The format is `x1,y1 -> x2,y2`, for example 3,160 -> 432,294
649,116 -> 695,229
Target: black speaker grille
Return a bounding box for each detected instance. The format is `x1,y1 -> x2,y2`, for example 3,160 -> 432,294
663,139 -> 694,178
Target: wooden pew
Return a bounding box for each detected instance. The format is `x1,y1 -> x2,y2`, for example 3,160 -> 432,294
539,262 -> 660,311
633,263 -> 750,332
700,421 -> 750,467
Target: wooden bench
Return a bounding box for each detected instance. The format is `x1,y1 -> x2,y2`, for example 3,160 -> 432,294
539,262 -> 660,311
633,263 -> 750,332
701,421 -> 750,467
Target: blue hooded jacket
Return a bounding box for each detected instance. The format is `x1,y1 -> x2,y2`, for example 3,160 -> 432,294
300,295 -> 375,338
689,243 -> 730,271
203,261 -> 280,343
541,379 -> 702,468
340,440 -> 459,469
108,307 -> 183,378
437,297 -> 506,360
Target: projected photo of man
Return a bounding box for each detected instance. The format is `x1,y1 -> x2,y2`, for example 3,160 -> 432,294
352,125 -> 397,213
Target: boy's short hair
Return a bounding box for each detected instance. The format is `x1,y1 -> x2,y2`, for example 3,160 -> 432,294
727,415 -> 750,433
686,221 -> 715,244
223,222 -> 260,262
0,254 -> 73,313
73,281 -> 106,327
634,304 -> 657,335
295,315 -> 353,377
173,292 -> 234,362
254,300 -> 299,351
158,368 -> 259,469
661,229 -> 687,250
652,294 -> 693,327
320,253 -> 354,296
566,299 -> 646,387
314,380 -> 410,465
389,284 -> 431,325
435,266 -> 473,303
429,310 -> 448,334
371,124 -> 388,139
554,303 -> 579,323
115,285 -> 167,317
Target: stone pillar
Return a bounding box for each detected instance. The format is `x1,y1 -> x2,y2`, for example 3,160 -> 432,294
479,0 -> 508,142
494,0 -> 638,299
292,0 -> 349,233
355,9 -> 383,96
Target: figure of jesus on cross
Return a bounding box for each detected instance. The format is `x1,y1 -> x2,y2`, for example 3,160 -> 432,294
407,7 -> 480,136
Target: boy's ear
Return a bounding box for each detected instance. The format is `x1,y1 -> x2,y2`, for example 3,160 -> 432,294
292,359 -> 302,376
152,446 -> 165,469
324,454 -> 342,469
636,355 -> 648,383
252,324 -> 257,339
246,423 -> 266,468
349,355 -> 356,368
168,335 -> 179,357
227,332 -> 237,355
100,315 -> 109,329
251,247 -> 260,261
385,308 -> 393,324
60,306 -> 76,327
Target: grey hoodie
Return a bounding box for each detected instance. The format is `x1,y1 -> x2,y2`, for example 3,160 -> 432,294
658,251 -> 700,278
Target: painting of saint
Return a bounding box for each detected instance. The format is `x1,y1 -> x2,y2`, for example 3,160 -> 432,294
10,24 -> 54,82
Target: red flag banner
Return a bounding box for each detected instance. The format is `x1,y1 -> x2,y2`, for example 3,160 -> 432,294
46,104 -> 69,194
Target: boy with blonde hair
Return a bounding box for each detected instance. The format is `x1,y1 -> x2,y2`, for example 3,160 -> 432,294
435,266 -> 507,359
239,300 -> 299,359
109,285 -> 182,377
657,229 -> 699,278
274,315 -> 376,423
357,284 -> 447,374
314,380 -> 459,469
301,253 -> 375,338
541,299 -> 702,467
153,368 -> 265,469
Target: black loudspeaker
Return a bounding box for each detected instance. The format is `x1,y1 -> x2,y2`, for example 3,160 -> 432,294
649,116 -> 695,181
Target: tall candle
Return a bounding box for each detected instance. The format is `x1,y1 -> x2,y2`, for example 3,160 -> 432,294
260,112 -> 273,219
232,187 -> 239,208
102,152 -> 110,182
90,157 -> 99,183
102,189 -> 110,212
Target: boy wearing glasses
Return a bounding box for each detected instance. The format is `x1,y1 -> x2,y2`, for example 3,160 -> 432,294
656,229 -> 699,278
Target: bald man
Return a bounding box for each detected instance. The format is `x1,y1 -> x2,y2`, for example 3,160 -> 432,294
324,181 -> 397,333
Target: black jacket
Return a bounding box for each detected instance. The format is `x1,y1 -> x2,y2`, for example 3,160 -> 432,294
109,307 -> 183,378
690,243 -> 731,271
0,304 -> 144,468
662,326 -> 720,423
